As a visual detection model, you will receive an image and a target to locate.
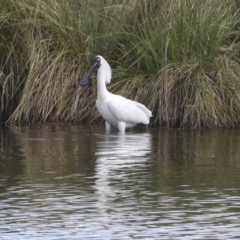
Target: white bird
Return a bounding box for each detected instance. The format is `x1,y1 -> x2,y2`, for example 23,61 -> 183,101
79,55 -> 152,132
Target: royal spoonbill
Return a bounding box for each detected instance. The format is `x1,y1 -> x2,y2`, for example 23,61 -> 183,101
79,55 -> 152,132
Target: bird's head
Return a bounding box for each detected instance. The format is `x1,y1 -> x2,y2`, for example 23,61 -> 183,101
79,55 -> 111,86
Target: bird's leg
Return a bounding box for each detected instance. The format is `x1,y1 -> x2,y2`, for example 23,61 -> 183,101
117,121 -> 126,132
105,121 -> 111,133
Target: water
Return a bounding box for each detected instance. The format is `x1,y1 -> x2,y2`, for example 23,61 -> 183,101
0,123 -> 240,239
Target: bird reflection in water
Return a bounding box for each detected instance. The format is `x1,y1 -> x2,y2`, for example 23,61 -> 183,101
93,132 -> 152,213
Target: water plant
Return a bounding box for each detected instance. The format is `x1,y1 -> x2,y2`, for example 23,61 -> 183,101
0,0 -> 239,127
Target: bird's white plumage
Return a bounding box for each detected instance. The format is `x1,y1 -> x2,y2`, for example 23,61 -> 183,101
94,55 -> 152,132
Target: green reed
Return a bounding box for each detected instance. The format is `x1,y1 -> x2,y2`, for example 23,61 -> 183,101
0,0 -> 239,127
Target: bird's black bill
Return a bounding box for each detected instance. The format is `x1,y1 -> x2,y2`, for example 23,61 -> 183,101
79,58 -> 100,86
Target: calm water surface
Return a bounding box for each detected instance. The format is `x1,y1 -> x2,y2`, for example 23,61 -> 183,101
0,123 -> 240,239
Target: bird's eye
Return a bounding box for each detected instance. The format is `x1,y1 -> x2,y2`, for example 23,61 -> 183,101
97,58 -> 100,62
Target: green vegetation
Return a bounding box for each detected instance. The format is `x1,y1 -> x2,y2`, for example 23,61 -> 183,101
0,0 -> 240,127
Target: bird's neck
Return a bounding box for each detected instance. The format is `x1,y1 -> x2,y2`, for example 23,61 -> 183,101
97,68 -> 108,97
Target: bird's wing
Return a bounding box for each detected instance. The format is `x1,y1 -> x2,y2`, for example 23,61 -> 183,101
108,97 -> 151,124
132,100 -> 152,117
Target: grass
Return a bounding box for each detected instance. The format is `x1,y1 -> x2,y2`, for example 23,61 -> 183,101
0,0 -> 240,127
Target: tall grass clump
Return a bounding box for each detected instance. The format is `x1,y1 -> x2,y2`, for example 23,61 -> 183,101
113,0 -> 240,127
2,0 -> 106,123
0,1 -> 28,121
2,0 -> 126,123
0,0 -> 240,128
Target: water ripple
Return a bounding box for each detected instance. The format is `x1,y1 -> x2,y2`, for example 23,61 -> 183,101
1,127 -> 240,239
